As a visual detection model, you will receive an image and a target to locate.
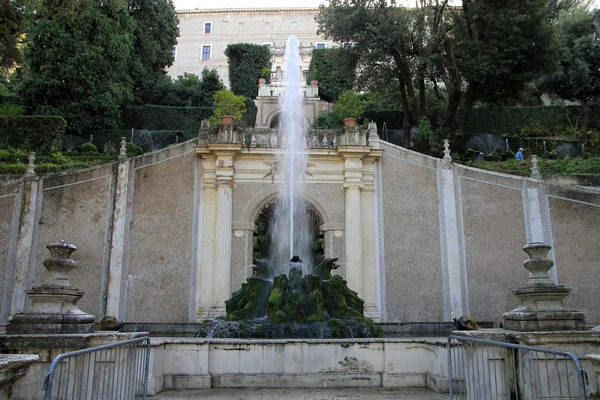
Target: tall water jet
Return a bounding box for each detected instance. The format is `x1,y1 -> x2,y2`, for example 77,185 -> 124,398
269,35 -> 311,274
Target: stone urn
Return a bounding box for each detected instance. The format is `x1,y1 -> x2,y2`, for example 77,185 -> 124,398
522,242 -> 555,285
502,242 -> 586,332
7,241 -> 96,334
42,241 -> 77,287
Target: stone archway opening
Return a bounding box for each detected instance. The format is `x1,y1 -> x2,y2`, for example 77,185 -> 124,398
254,198 -> 324,274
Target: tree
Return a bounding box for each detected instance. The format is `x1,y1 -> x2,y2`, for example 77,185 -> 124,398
540,7 -> 600,104
454,0 -> 556,142
317,0 -> 556,148
20,0 -> 134,134
306,48 -> 358,102
198,67 -> 225,107
128,0 -> 179,104
0,0 -> 36,82
224,43 -> 271,99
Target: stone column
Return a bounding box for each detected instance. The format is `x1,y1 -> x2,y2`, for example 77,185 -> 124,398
212,180 -> 234,314
345,184 -> 362,294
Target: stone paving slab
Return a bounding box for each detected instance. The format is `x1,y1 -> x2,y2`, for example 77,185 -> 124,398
150,388 -> 451,399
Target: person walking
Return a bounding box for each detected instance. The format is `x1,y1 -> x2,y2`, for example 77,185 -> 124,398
516,148 -> 524,160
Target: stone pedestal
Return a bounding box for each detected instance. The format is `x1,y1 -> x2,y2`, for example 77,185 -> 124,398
7,241 -> 95,334
502,242 -> 586,331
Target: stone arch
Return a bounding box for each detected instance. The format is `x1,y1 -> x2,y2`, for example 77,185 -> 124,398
264,110 -> 311,130
236,184 -> 341,231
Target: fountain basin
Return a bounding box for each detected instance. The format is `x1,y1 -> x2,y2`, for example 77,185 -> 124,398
146,337 -> 451,395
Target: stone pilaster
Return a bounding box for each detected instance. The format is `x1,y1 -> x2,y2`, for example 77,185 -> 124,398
105,158 -> 133,319
438,139 -> 468,320
197,143 -> 241,317
8,176 -> 42,318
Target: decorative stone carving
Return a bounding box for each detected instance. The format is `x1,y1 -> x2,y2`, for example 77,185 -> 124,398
7,241 -> 96,334
502,242 -> 586,332
119,137 -> 127,160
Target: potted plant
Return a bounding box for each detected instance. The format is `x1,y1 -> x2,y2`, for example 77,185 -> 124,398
334,90 -> 365,128
209,89 -> 247,126
258,67 -> 271,85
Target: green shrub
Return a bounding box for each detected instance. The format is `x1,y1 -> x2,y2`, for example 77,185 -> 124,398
0,103 -> 24,117
51,152 -> 69,165
81,143 -> 98,152
208,89 -> 247,126
34,162 -> 91,174
0,148 -> 28,163
0,116 -> 66,154
125,142 -> 144,156
334,90 -> 365,121
0,163 -> 27,174
418,117 -> 433,141
315,111 -> 342,129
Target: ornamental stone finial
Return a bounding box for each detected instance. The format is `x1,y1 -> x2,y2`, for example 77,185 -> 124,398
443,140 -> 451,159
119,137 -> 127,160
25,152 -> 36,177
442,139 -> 452,168
531,154 -> 541,179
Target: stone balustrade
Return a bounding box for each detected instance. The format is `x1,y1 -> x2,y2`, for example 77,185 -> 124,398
199,128 -> 373,149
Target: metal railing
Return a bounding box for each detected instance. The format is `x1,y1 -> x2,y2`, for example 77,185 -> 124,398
43,336 -> 150,400
448,335 -> 588,400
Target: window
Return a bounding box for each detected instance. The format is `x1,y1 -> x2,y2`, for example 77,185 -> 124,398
202,45 -> 211,60
290,20 -> 298,31
172,46 -> 177,60
316,42 -> 326,49
204,22 -> 212,34
238,22 -> 245,33
262,43 -> 272,51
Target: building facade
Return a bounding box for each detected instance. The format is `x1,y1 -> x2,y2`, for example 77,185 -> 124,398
169,7 -> 333,87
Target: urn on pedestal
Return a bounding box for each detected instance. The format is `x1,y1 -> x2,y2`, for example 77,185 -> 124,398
502,242 -> 586,332
7,241 -> 96,334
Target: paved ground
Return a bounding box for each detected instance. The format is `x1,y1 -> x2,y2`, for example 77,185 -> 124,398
150,388 -> 450,399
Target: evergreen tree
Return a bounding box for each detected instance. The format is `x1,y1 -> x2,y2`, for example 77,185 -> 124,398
129,0 -> 179,104
224,43 -> 271,99
20,0 -> 134,134
306,48 -> 358,102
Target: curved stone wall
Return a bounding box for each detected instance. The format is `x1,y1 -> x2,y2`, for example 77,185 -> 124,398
1,139 -> 598,325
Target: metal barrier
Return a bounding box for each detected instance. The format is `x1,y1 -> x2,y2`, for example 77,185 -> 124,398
43,336 -> 150,400
448,335 -> 588,400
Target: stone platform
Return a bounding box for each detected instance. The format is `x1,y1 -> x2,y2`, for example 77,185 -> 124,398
150,387 -> 449,399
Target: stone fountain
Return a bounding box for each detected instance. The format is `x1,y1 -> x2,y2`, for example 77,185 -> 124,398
196,257 -> 382,338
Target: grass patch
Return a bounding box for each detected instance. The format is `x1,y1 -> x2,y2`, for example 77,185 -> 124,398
465,157 -> 600,177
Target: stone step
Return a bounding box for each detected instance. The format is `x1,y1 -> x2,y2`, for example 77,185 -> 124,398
150,387 -> 449,399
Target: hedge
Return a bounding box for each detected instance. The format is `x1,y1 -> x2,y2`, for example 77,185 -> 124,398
466,106 -> 600,135
0,115 -> 67,154
121,105 -> 213,131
